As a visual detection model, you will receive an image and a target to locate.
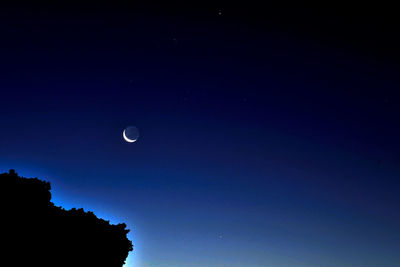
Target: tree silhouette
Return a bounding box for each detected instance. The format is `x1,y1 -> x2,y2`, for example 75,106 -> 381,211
1,169 -> 133,267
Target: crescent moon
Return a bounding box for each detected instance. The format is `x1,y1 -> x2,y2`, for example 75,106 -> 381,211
123,129 -> 137,143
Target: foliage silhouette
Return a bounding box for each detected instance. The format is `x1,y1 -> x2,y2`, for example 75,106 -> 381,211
1,169 -> 133,267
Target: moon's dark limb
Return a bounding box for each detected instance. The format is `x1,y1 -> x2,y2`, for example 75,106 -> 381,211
123,126 -> 139,142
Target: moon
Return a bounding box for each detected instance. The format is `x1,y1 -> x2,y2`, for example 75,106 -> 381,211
123,126 -> 139,143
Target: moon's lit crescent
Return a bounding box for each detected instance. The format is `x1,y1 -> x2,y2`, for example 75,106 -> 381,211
123,129 -> 137,143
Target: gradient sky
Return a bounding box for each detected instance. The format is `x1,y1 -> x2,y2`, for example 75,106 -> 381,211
1,3 -> 400,267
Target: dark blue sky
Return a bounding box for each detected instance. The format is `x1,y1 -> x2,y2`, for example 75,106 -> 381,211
1,3 -> 400,266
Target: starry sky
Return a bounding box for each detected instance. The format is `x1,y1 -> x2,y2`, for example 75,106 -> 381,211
1,3 -> 400,267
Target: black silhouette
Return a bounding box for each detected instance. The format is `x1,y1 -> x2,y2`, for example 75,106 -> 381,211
1,170 -> 133,267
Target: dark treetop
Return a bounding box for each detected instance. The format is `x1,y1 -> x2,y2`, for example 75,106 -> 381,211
1,169 -> 133,267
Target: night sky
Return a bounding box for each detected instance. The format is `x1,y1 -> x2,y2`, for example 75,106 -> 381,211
1,3 -> 400,267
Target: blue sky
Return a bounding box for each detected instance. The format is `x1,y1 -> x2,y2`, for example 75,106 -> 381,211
1,4 -> 400,266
